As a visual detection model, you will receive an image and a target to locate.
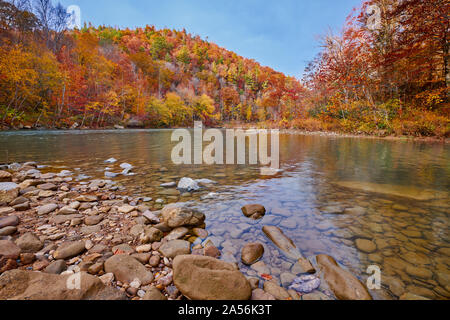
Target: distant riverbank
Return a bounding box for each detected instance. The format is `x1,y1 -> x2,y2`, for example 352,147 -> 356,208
1,123 -> 448,144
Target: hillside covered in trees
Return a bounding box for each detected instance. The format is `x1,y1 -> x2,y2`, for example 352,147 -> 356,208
0,0 -> 448,137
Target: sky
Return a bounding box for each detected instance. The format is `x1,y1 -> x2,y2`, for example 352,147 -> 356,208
59,0 -> 362,79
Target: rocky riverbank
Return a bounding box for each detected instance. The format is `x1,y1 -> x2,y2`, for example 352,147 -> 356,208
0,161 -> 435,300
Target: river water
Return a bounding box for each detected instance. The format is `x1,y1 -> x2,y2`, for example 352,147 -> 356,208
0,129 -> 449,300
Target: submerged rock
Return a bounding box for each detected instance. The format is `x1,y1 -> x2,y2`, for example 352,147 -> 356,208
334,181 -> 448,201
316,254 -> 372,300
288,274 -> 321,294
241,243 -> 264,265
242,204 -> 266,220
173,255 -> 252,300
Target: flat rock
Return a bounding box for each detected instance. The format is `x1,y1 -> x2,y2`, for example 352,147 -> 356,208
0,270 -> 126,300
158,240 -> 191,258
0,182 -> 19,203
165,227 -> 189,241
104,254 -> 153,285
37,203 -> 58,215
173,255 -> 252,300
75,195 -> 98,202
118,205 -> 135,214
0,215 -> 19,228
49,214 -> 83,225
317,254 -> 372,300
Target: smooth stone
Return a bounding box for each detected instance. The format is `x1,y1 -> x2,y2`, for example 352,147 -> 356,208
84,215 -> 104,226
355,239 -> 377,253
53,241 -> 86,260
57,206 -> 78,215
37,203 -> 58,215
251,288 -> 276,300
241,243 -> 264,265
316,254 -> 372,300
0,226 -> 17,236
0,215 -> 19,228
242,204 -> 266,220
15,233 -> 43,253
104,254 -> 153,285
44,260 -> 67,274
173,255 -> 252,300
158,240 -> 191,258
263,281 -> 291,300
0,207 -> 15,215
0,240 -> 21,259
143,287 -> 167,300
251,261 -> 270,274
405,266 -> 433,279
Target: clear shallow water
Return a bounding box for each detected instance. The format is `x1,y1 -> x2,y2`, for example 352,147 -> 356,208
0,130 -> 449,300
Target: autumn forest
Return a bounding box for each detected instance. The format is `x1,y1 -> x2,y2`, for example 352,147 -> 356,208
0,0 -> 449,137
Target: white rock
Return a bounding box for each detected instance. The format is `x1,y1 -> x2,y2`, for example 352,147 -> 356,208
130,279 -> 141,289
105,158 -> 117,164
105,171 -> 119,178
120,163 -> 133,170
99,273 -> 114,285
177,177 -> 200,191
201,192 -> 218,200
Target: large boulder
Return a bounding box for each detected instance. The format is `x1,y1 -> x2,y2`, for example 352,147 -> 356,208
0,182 -> 19,203
158,240 -> 191,258
316,254 -> 372,300
104,254 -> 153,285
173,255 -> 252,300
161,204 -> 205,228
15,233 -> 43,253
0,270 -> 126,300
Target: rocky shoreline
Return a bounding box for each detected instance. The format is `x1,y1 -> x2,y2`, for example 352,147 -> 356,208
0,162 -> 433,300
